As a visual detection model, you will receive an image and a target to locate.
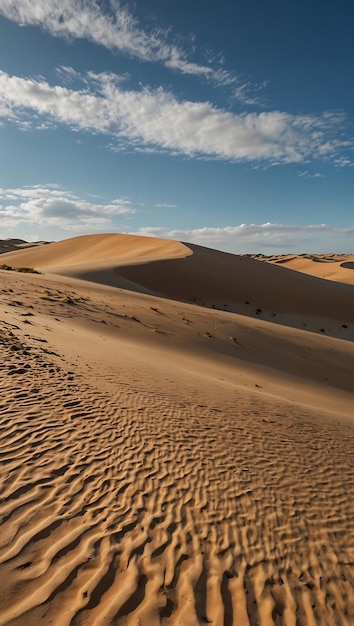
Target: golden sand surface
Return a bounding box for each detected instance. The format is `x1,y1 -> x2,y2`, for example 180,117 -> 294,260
0,234 -> 354,626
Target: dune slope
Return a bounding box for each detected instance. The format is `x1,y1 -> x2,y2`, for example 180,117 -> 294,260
0,235 -> 354,626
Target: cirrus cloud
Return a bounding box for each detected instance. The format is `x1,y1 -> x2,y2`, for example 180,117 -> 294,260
0,0 -> 234,86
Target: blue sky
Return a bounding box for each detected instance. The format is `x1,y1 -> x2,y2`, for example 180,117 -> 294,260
0,0 -> 353,253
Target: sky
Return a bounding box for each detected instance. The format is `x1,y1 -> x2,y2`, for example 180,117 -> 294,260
0,0 -> 353,254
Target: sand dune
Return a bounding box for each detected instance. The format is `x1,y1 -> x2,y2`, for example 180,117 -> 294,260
2,234 -> 354,336
0,238 -> 48,255
0,233 -> 191,269
253,253 -> 354,285
1,234 -> 354,625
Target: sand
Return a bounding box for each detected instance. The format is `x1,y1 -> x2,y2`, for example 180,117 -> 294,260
0,234 -> 353,626
252,253 -> 354,286
0,239 -> 49,255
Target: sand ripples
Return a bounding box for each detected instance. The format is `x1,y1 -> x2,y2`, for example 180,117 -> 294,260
1,343 -> 354,626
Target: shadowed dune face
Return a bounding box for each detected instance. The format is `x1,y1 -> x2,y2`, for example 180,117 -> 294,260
0,238 -> 48,254
115,243 -> 354,326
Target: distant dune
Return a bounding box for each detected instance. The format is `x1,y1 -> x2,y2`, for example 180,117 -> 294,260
252,252 -> 354,285
1,234 -> 353,625
0,238 -> 49,254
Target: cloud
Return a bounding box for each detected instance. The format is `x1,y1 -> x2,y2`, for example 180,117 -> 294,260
298,171 -> 325,178
0,184 -> 135,229
0,69 -> 351,165
232,80 -> 269,106
0,0 -> 233,85
333,156 -> 354,168
0,98 -> 15,122
1,187 -> 353,253
132,224 -> 354,254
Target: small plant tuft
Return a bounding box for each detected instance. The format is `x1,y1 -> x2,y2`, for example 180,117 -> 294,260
14,267 -> 41,274
0,264 -> 40,274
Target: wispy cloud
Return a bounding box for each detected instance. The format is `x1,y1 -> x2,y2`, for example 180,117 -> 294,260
333,156 -> 354,168
0,0 -> 234,86
0,184 -> 135,229
0,69 -> 351,165
298,171 -> 325,178
132,224 -> 354,254
232,80 -> 269,106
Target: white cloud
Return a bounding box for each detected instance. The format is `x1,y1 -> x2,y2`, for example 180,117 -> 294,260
333,156 -> 354,168
298,171 -> 325,178
1,187 -> 353,253
0,0 -> 233,85
131,224 -> 354,254
0,69 -> 350,165
0,184 -> 135,229
232,80 -> 269,106
0,98 -> 15,122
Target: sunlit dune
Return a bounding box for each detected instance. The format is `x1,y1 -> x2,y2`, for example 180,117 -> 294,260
0,234 -> 353,626
0,233 -> 191,269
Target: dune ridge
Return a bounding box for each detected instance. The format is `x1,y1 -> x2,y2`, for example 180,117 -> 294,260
1,234 -> 354,625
